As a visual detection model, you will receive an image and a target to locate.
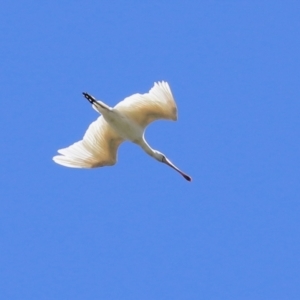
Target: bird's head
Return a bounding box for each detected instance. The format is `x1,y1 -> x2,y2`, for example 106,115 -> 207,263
153,150 -> 166,162
153,151 -> 192,181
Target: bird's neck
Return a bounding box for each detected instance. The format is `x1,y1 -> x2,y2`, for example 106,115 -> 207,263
139,138 -> 155,157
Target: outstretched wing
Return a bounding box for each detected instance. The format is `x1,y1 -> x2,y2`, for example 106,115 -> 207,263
114,81 -> 177,128
53,116 -> 124,168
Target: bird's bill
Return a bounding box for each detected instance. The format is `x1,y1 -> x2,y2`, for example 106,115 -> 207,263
162,157 -> 192,181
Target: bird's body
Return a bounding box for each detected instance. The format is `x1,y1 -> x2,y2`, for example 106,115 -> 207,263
101,107 -> 143,143
53,81 -> 191,181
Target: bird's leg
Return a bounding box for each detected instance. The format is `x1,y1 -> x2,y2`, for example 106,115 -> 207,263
82,92 -> 112,111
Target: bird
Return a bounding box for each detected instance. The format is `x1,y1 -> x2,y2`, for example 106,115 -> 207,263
53,81 -> 192,181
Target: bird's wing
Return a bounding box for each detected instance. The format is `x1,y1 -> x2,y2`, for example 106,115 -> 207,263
53,116 -> 124,168
114,81 -> 177,128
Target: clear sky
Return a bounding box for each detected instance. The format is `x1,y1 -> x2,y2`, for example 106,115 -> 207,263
1,1 -> 300,299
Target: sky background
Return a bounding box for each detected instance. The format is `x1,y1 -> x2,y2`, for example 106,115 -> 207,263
1,1 -> 300,299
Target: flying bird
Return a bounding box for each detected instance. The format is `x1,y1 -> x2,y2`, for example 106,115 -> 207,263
53,81 -> 191,181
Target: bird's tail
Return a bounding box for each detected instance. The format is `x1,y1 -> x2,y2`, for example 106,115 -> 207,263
92,101 -> 105,114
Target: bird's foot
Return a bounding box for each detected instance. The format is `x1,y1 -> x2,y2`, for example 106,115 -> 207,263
82,92 -> 97,104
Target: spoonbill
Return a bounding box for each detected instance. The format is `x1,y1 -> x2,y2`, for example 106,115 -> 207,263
53,81 -> 191,181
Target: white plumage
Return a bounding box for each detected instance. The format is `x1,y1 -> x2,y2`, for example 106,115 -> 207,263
53,81 -> 191,181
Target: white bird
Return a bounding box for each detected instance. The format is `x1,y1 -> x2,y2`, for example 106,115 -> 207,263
53,81 -> 191,181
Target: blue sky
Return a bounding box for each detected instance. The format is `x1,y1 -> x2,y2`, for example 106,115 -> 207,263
1,1 -> 300,299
